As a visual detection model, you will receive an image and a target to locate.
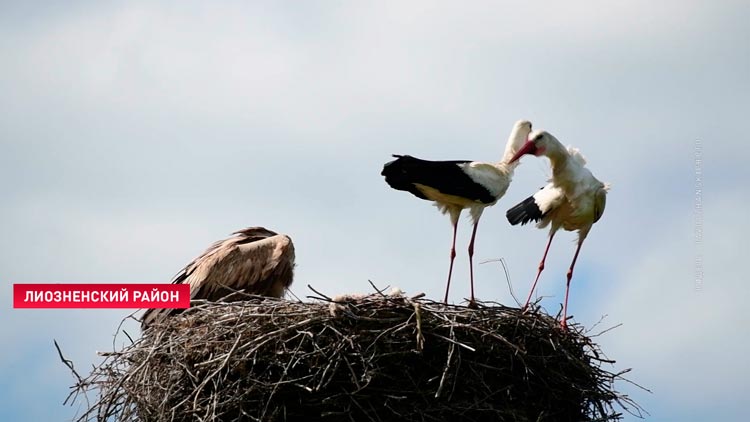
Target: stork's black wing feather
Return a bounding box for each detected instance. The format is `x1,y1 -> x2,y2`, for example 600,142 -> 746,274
381,155 -> 494,203
506,195 -> 544,225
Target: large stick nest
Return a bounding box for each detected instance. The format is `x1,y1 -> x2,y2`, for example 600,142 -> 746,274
65,292 -> 642,422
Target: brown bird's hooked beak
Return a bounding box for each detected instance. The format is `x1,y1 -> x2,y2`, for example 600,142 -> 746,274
509,139 -> 537,163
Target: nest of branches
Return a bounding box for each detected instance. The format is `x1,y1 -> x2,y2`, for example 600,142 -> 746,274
65,291 -> 642,422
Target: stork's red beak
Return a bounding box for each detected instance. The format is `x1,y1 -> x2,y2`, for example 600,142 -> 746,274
509,140 -> 537,163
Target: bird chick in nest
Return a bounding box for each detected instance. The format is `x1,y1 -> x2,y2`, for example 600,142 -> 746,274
327,288 -> 406,316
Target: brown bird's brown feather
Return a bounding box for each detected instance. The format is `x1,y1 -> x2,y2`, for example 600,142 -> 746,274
141,227 -> 295,329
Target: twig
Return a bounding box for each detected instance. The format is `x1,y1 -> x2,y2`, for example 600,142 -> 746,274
435,323 -> 456,399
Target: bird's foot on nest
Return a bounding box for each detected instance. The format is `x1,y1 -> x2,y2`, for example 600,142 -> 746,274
466,299 -> 479,309
560,318 -> 569,331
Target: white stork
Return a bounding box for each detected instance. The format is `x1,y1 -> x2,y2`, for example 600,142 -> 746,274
381,120 -> 533,306
506,130 -> 609,328
141,227 -> 295,329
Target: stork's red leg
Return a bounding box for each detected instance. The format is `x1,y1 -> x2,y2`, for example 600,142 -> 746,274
523,231 -> 556,310
443,220 -> 459,304
561,239 -> 584,329
467,219 -> 480,306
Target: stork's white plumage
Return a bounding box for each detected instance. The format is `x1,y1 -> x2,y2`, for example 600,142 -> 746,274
382,120 -> 533,306
506,130 -> 609,329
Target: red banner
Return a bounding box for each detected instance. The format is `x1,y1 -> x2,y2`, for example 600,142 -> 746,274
13,283 -> 191,309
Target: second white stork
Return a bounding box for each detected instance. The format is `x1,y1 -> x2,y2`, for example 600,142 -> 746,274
505,130 -> 609,329
382,120 -> 533,306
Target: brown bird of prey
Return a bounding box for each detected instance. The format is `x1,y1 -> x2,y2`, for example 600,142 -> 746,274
141,227 -> 295,329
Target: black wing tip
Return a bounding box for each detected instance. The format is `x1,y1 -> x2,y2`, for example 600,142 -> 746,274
381,154 -> 417,178
381,154 -> 405,175
506,196 -> 543,226
381,155 -> 430,200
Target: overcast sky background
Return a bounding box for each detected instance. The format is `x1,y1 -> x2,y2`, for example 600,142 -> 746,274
1,1 -> 748,421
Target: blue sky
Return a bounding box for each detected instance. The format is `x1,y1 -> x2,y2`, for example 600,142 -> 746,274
1,1 -> 748,421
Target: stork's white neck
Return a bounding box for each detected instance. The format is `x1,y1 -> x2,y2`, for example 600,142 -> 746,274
502,124 -> 532,164
541,137 -> 576,179
549,152 -> 570,175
